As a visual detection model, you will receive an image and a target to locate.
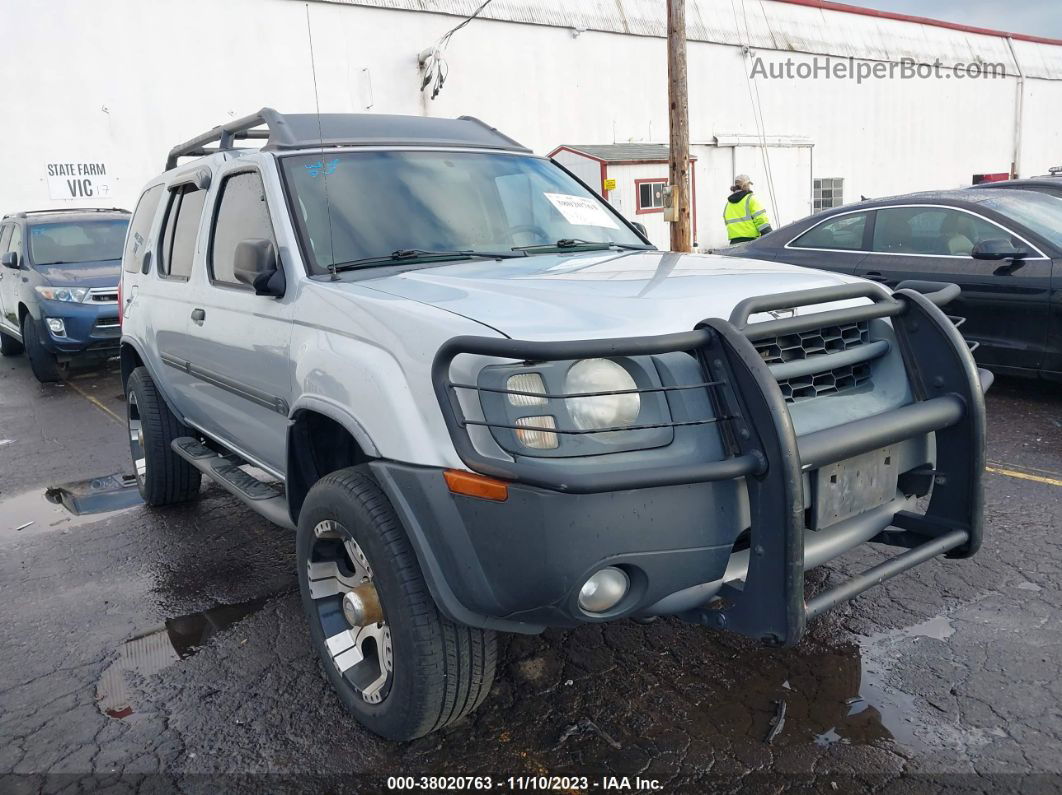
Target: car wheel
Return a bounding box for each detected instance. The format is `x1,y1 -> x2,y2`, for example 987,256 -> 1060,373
297,468 -> 497,741
0,329 -> 23,357
126,366 -> 201,506
22,315 -> 61,382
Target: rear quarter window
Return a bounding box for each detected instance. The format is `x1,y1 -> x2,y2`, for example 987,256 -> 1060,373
124,185 -> 165,273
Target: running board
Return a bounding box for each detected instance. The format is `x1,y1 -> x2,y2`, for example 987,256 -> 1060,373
171,437 -> 295,530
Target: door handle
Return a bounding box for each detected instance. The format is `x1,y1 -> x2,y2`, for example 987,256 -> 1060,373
190,308 -> 206,325
864,272 -> 890,283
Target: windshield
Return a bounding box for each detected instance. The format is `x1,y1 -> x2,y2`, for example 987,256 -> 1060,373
281,151 -> 646,274
28,219 -> 129,265
976,191 -> 1062,251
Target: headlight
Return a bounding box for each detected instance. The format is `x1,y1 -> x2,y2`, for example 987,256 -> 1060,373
35,286 -> 89,303
564,358 -> 640,431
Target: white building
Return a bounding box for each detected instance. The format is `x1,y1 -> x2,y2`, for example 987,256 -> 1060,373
2,0 -> 1060,250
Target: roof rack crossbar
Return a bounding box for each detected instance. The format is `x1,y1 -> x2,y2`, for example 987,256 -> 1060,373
164,108 -> 531,171
166,107 -> 285,170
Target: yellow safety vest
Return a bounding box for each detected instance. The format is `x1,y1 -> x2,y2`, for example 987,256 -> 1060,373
724,193 -> 771,241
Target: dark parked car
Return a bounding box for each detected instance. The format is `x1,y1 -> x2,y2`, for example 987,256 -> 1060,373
967,169 -> 1062,199
717,189 -> 1062,381
0,207 -> 130,382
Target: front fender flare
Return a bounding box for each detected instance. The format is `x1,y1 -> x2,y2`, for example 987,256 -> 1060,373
287,394 -> 380,459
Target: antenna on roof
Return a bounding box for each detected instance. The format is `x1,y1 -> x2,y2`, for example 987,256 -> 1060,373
305,2 -> 339,281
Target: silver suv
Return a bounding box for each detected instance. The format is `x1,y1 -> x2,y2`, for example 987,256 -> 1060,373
119,109 -> 990,740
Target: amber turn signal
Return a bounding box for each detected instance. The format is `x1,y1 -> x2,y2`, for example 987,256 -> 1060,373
443,469 -> 509,501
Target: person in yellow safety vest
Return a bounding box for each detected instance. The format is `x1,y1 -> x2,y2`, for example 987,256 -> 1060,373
724,175 -> 773,243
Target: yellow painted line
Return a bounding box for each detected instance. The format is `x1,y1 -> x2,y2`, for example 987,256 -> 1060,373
65,381 -> 124,425
989,460 -> 1062,478
985,465 -> 1062,488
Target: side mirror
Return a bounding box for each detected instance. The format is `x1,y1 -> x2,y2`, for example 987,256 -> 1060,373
971,238 -> 1029,261
1,251 -> 18,269
233,239 -> 285,297
632,222 -> 648,238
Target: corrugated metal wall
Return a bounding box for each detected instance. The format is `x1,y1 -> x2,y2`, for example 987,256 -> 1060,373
310,0 -> 1062,78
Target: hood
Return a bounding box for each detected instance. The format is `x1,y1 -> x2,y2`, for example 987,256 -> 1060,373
33,259 -> 121,288
728,190 -> 752,203
357,250 -> 864,340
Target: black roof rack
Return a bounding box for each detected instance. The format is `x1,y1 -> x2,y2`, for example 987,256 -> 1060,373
3,207 -> 130,220
165,107 -> 531,170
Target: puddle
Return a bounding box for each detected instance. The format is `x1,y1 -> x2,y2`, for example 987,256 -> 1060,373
97,596 -> 270,719
1,472 -> 142,537
682,612 -> 972,752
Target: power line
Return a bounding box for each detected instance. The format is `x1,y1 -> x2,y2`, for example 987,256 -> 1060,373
419,0 -> 495,100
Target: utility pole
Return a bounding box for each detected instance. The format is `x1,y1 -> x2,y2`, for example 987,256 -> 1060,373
667,0 -> 692,252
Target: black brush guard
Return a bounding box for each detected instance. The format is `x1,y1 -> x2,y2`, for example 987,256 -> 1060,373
432,282 -> 987,645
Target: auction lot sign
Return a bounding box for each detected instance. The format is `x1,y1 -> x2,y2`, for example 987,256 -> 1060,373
46,161 -> 112,200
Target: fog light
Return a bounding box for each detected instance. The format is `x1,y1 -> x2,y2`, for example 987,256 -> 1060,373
45,318 -> 66,336
578,567 -> 630,613
514,416 -> 558,449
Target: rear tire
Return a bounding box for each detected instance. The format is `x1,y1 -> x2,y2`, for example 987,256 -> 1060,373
0,330 -> 23,357
126,366 -> 201,505
297,468 -> 497,741
22,315 -> 60,383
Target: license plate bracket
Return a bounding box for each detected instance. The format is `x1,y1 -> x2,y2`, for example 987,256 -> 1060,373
812,446 -> 897,529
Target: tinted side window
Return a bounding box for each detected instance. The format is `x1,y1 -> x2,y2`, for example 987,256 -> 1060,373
872,207 -> 1009,256
210,172 -> 275,286
791,212 -> 868,251
160,185 -> 206,279
124,184 -> 165,273
0,224 -> 11,253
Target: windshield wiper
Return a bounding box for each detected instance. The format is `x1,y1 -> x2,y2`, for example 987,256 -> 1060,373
332,248 -> 526,273
512,239 -> 652,252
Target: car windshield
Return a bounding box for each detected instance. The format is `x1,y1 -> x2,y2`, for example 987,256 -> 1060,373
977,191 -> 1062,251
28,219 -> 129,265
281,151 -> 646,274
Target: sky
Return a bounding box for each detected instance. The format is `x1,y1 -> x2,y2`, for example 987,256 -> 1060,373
835,0 -> 1062,39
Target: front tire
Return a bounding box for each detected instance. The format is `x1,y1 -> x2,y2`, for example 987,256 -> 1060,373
22,315 -> 60,382
126,366 -> 201,505
297,468 -> 497,741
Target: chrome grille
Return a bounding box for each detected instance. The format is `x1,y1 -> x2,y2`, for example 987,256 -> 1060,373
754,321 -> 873,403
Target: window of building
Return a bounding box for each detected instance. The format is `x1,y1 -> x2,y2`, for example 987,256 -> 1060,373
210,171 -> 276,286
872,206 -> 1014,256
124,184 -> 164,273
160,185 -> 206,279
790,212 -> 868,251
813,178 -> 844,212
636,179 -> 667,214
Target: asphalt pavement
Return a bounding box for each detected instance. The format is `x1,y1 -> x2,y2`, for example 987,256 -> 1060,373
0,355 -> 1059,793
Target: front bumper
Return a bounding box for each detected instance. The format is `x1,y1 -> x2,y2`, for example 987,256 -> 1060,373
35,297 -> 121,360
412,282 -> 986,643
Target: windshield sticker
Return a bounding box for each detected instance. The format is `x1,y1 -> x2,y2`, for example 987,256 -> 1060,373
305,159 -> 339,178
544,193 -> 620,229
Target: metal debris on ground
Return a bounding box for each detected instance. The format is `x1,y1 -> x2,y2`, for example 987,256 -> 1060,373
554,718 -> 622,750
765,699 -> 787,744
